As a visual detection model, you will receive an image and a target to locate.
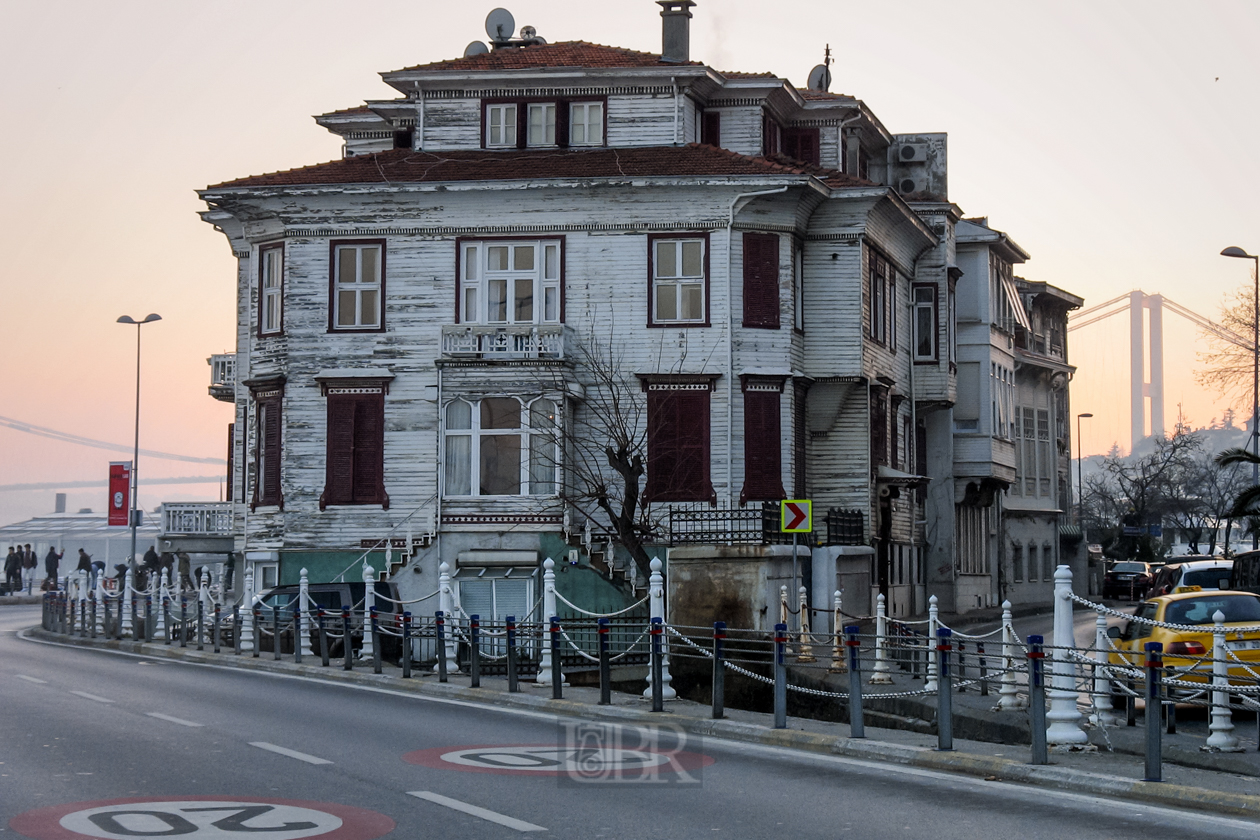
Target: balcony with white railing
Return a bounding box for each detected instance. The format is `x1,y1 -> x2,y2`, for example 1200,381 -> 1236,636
440,324 -> 570,360
161,502 -> 233,537
208,353 -> 236,402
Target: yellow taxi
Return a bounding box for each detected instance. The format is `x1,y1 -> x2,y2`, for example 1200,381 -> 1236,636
1106,589 -> 1260,684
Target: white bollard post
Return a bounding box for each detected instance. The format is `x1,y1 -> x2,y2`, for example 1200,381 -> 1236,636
925,595 -> 940,692
643,557 -> 675,699
360,565 -> 375,661
1091,609 -> 1117,726
95,569 -> 107,636
199,569 -> 213,621
435,561 -> 458,675
829,589 -> 846,673
298,568 -> 314,660
240,569 -> 255,649
156,569 -> 168,638
870,593 -> 893,684
1206,609 -> 1243,751
536,558 -> 559,685
779,584 -> 790,629
1046,564 -> 1088,745
996,600 -> 1026,710
797,586 -> 816,662
121,568 -> 134,635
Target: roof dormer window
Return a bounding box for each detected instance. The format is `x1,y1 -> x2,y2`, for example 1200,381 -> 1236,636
528,104 -> 556,146
569,102 -> 604,146
486,104 -> 517,147
483,98 -> 606,150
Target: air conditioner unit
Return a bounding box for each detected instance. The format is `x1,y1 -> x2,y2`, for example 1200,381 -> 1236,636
898,178 -> 917,194
898,143 -> 929,162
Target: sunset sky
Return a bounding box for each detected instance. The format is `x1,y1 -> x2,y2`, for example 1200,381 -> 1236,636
1,0 -> 1258,527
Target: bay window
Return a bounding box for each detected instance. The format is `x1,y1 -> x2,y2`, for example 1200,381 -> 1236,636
459,239 -> 562,324
444,397 -> 558,497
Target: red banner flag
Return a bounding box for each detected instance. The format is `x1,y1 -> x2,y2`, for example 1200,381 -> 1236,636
108,462 -> 131,527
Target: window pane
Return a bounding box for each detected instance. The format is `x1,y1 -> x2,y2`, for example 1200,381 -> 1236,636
514,278 -> 534,322
503,118 -> 516,146
488,247 -> 508,271
530,399 -> 555,429
530,433 -> 555,494
916,308 -> 933,357
446,400 -> 472,430
481,397 -> 521,430
589,104 -> 603,144
337,290 -> 357,326
544,244 -> 558,279
681,241 -> 703,276
463,287 -> 478,322
571,115 -> 586,145
915,286 -> 933,304
655,241 -> 676,278
338,248 -> 357,284
360,247 -> 379,284
488,278 -> 507,322
359,290 -> 378,326
480,435 -> 522,495
444,434 -> 471,495
656,284 -> 677,321
513,246 -> 534,271
681,284 -> 703,320
463,246 -> 477,280
544,287 -> 558,322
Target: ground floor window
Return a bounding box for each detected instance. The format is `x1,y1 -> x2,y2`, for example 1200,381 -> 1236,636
444,397 -> 558,497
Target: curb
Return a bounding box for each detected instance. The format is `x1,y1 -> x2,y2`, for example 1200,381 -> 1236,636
27,629 -> 1260,820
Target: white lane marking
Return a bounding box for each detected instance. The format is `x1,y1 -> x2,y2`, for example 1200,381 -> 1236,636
408,791 -> 546,832
69,690 -> 114,703
146,711 -> 203,727
249,741 -> 333,765
16,674 -> 47,683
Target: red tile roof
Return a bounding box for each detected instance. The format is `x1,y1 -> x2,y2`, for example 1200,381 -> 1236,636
797,89 -> 855,101
322,105 -> 373,116
206,144 -> 876,190
392,41 -> 699,73
721,71 -> 778,79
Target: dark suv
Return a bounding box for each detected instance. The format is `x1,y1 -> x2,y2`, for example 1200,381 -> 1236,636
1102,561 -> 1153,600
255,580 -> 402,660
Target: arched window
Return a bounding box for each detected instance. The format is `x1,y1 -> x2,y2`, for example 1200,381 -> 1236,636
443,397 -> 558,497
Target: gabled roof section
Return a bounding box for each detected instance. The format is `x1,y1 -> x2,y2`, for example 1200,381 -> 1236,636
204,144 -> 878,191
797,88 -> 855,102
389,41 -> 699,73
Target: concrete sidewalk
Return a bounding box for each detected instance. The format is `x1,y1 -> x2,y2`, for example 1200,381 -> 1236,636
22,626 -> 1260,820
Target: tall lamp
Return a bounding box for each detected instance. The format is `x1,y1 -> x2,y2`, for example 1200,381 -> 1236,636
1221,247 -> 1259,549
117,313 -> 162,573
1076,413 -> 1093,532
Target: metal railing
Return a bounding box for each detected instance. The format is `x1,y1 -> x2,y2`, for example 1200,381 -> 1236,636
440,324 -> 568,359
161,502 -> 233,536
208,353 -> 235,400
667,503 -> 864,547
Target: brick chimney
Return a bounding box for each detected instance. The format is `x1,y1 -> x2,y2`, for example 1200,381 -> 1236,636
657,0 -> 695,64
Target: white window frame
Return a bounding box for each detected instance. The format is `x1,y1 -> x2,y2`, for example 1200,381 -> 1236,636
332,242 -> 383,330
569,101 -> 604,146
254,561 -> 279,592
443,396 -> 559,498
651,237 -> 707,324
912,283 -> 936,361
460,240 -> 562,325
260,245 -> 283,335
486,104 -> 517,147
528,103 -> 556,146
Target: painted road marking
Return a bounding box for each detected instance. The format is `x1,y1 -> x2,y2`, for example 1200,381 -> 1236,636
16,674 -> 47,683
408,791 -> 546,832
403,743 -> 713,777
69,690 -> 114,703
250,742 -> 333,765
10,797 -> 394,840
146,711 -> 203,727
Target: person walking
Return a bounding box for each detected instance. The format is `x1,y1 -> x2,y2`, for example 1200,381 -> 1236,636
44,546 -> 62,590
177,551 -> 193,591
3,547 -> 19,594
21,544 -> 38,593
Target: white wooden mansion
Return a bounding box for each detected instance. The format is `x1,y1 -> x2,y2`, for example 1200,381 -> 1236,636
189,1 -> 1083,620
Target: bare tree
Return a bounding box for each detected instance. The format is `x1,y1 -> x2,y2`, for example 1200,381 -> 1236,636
1196,281 -> 1258,413
1165,447 -> 1250,554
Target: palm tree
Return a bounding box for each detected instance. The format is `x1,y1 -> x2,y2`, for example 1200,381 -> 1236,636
1215,447 -> 1260,517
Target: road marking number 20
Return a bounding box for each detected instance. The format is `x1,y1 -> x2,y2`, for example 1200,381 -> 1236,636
10,798 -> 395,840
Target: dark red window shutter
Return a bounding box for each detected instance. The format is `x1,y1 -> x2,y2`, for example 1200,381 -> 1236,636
322,397 -> 357,510
516,104 -> 527,150
743,233 -> 780,329
782,128 -> 820,165
262,400 -> 282,507
701,112 -> 721,147
740,387 -> 784,504
226,422 -> 235,503
870,390 -> 889,468
793,384 -> 807,499
646,388 -> 712,502
352,395 -> 386,506
555,100 -> 570,148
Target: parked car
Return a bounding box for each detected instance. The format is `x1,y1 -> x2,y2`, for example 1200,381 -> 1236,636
1230,550 -> 1260,596
253,580 -> 403,660
1149,558 -> 1233,596
1102,561 -> 1153,600
1107,591 -> 1260,685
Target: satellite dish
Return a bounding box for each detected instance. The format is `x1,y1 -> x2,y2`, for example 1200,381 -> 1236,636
485,8 -> 515,42
464,40 -> 490,57
520,25 -> 536,40
807,64 -> 832,93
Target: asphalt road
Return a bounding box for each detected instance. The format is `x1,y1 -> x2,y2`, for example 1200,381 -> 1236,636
2,605 -> 1254,839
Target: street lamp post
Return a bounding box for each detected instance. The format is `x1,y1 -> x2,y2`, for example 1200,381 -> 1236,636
117,313 -> 162,574
1221,247 -> 1259,549
1076,413 -> 1093,531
